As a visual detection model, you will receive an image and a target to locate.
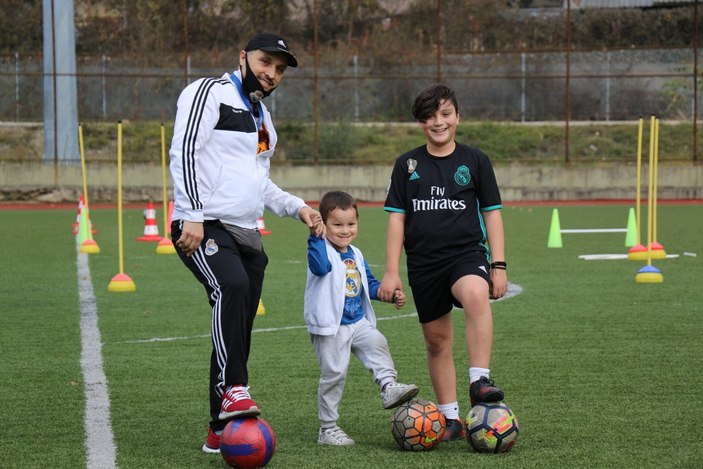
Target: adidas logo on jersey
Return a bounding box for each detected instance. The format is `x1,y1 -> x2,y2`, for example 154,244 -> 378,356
409,171 -> 420,181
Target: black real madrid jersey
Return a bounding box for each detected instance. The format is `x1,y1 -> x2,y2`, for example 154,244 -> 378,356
384,143 -> 502,271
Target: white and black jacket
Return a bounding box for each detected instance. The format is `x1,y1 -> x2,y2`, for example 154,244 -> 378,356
169,70 -> 306,229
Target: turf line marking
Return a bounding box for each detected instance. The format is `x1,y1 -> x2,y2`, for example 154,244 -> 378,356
77,251 -> 118,469
578,253 -> 680,260
119,282 -> 523,345
121,318 -> 416,344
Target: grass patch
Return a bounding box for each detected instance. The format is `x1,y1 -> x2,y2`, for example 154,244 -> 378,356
1,203 -> 702,467
2,120 -> 700,164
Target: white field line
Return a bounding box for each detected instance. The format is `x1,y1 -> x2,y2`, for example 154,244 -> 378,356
77,251 -> 118,469
120,282 -> 523,345
578,253 -> 680,260
561,228 -> 627,233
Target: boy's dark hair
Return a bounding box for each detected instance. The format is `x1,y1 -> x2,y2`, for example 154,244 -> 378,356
411,83 -> 459,123
319,191 -> 358,223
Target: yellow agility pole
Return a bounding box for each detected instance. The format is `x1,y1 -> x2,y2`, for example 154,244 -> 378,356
635,115 -> 663,283
628,117 -> 646,260
156,123 -> 176,254
649,117 -> 666,259
108,121 -> 137,292
78,123 -> 100,253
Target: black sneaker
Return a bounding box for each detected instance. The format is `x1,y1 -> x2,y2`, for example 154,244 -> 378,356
469,376 -> 504,407
441,418 -> 466,442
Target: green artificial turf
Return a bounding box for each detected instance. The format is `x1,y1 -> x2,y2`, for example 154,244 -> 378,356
1,203 -> 701,468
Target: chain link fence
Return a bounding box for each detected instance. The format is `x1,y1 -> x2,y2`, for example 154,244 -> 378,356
0,47 -> 698,124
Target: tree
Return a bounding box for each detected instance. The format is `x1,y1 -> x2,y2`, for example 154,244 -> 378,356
0,0 -> 42,53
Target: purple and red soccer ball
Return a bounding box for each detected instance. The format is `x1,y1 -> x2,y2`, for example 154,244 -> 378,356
220,417 -> 276,468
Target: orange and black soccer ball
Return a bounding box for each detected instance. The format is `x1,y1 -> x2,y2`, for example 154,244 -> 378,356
391,398 -> 446,451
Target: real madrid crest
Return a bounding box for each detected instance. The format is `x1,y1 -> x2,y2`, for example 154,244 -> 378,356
204,239 -> 219,256
454,165 -> 471,186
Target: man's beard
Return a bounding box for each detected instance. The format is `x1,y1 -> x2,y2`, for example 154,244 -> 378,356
242,58 -> 274,103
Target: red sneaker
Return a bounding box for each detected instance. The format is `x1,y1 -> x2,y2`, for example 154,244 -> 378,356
219,385 -> 261,420
202,428 -> 220,454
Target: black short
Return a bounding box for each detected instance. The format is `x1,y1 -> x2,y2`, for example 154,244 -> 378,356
408,251 -> 490,324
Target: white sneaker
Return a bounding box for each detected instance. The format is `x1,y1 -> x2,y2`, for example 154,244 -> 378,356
381,382 -> 419,409
318,426 -> 355,446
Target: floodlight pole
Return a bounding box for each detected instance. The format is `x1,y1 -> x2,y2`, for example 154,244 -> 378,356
313,0 -> 319,165
183,0 -> 190,87
564,0 -> 572,164
42,0 -> 79,163
693,0 -> 699,163
50,0 -> 57,164
436,0 -> 442,83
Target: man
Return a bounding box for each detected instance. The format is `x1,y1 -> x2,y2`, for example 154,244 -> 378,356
169,32 -> 323,453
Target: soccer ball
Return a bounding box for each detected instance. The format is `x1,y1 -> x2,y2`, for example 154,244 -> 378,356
391,398 -> 446,451
220,417 -> 276,468
465,402 -> 519,453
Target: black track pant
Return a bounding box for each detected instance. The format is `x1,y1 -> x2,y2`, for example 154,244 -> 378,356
172,219 -> 268,429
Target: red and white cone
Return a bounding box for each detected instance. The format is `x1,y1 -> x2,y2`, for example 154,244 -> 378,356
72,194 -> 97,235
136,200 -> 161,242
257,217 -> 272,235
72,195 -> 84,234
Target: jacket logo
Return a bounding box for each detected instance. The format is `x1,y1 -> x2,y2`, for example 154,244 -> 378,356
204,239 -> 219,256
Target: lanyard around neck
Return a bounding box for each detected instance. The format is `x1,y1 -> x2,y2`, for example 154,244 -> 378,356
229,73 -> 263,130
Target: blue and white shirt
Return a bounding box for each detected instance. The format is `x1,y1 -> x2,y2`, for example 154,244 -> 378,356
304,236 -> 381,336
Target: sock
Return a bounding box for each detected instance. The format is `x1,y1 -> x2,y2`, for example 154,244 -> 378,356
469,367 -> 490,384
438,402 -> 460,420
379,377 -> 394,391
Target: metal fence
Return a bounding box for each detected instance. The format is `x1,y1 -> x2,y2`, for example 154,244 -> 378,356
0,47 -> 699,124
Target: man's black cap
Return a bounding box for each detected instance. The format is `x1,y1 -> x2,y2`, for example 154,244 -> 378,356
245,33 -> 298,68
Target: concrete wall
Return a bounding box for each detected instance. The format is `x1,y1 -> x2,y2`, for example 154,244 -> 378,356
1,161 -> 701,203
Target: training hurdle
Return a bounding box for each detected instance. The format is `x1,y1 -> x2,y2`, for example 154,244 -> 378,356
547,207 -> 636,249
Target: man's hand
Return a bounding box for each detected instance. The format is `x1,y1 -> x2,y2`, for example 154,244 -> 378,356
300,206 -> 325,237
379,273 -> 403,303
175,221 -> 204,257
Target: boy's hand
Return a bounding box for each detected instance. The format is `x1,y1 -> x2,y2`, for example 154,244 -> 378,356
392,289 -> 406,309
489,268 -> 507,299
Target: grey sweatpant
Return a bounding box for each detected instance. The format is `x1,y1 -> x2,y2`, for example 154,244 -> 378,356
311,317 -> 397,427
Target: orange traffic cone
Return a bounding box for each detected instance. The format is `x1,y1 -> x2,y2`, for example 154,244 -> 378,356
257,217 -> 272,235
136,200 -> 161,242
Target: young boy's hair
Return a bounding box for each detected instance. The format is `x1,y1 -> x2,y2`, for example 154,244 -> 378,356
318,191 -> 358,223
411,83 -> 459,123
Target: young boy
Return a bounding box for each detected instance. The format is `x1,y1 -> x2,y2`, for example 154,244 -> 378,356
379,84 -> 508,441
304,191 -> 419,446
